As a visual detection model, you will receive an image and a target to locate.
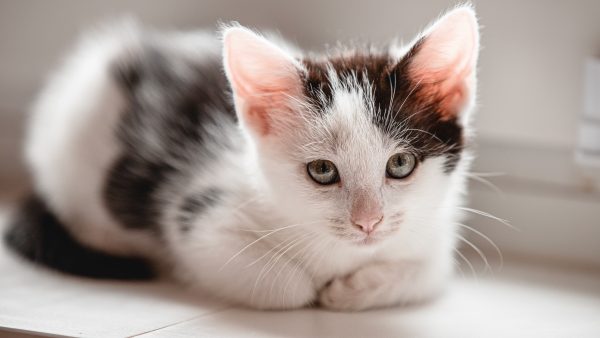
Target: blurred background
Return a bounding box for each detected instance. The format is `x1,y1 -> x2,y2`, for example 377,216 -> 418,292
1,0 -> 599,272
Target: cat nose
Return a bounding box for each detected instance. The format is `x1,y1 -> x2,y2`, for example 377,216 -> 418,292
351,215 -> 383,234
350,190 -> 383,234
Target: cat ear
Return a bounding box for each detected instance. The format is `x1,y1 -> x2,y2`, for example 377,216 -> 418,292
223,26 -> 304,136
402,6 -> 480,120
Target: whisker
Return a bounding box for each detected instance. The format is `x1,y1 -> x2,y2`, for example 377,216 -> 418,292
456,222 -> 504,271
265,232 -> 316,303
219,220 -> 321,272
404,128 -> 444,144
278,233 -> 324,306
230,195 -> 263,213
457,207 -> 518,231
452,257 -> 467,280
244,236 -> 295,268
456,234 -> 491,273
468,171 -> 506,178
467,173 -> 504,196
251,231 -> 311,303
455,248 -> 477,281
397,78 -> 423,114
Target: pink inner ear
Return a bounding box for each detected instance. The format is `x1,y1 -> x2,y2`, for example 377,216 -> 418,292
223,28 -> 303,135
408,8 -> 479,119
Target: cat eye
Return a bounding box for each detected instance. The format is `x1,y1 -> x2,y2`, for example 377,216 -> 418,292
386,153 -> 417,179
307,160 -> 339,185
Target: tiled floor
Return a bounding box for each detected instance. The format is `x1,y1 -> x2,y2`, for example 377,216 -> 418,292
1,208 -> 600,338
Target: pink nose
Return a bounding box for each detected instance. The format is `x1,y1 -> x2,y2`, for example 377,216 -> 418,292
351,215 -> 383,234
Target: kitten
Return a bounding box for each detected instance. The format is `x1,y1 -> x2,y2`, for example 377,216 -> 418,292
5,6 -> 480,311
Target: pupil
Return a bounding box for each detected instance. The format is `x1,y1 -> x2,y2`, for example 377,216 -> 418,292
320,162 -> 328,174
396,156 -> 404,166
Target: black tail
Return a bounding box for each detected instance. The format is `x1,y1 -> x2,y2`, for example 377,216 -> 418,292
4,195 -> 154,280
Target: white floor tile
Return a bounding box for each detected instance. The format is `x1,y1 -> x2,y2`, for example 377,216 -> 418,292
139,264 -> 600,338
0,209 -> 227,337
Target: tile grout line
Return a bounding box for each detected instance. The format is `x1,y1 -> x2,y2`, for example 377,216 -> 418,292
127,306 -> 233,337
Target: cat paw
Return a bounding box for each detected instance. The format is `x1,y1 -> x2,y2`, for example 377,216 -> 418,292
318,261 -> 443,311
318,264 -> 391,311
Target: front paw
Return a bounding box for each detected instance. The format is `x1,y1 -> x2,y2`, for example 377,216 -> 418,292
318,265 -> 390,311
318,261 -> 444,311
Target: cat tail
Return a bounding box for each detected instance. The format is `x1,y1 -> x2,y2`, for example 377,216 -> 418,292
3,194 -> 154,280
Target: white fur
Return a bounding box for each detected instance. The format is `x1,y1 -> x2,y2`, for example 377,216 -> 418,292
25,21 -> 159,256
26,7 -> 478,311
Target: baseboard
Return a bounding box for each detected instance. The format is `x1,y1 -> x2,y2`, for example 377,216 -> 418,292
464,138 -> 600,269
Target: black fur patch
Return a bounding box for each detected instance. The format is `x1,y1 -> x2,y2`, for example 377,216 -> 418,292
301,43 -> 464,173
104,40 -> 236,232
4,195 -> 154,280
177,188 -> 222,232
104,158 -> 174,231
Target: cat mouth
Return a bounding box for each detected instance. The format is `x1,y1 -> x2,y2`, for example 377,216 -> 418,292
354,236 -> 381,246
340,232 -> 386,246
330,223 -> 397,246
328,218 -> 401,246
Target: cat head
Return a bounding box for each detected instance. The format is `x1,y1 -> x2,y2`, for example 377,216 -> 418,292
223,6 -> 479,248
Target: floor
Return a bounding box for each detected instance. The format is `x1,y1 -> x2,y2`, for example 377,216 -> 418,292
1,209 -> 600,338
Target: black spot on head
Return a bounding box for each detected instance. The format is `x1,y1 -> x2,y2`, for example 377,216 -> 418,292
443,153 -> 462,174
300,44 -> 465,173
302,53 -> 393,112
177,188 -> 223,233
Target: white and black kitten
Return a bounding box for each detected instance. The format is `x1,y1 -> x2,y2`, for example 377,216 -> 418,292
5,6 -> 480,311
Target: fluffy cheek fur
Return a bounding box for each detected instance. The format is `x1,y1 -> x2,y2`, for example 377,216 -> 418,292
252,138 -> 330,227
388,157 -> 465,255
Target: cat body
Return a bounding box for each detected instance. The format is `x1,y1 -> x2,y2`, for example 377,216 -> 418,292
6,7 -> 480,311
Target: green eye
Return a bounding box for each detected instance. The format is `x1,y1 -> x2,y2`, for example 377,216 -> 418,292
307,160 -> 339,185
386,153 -> 417,179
